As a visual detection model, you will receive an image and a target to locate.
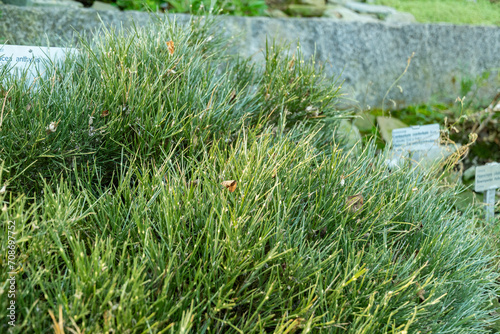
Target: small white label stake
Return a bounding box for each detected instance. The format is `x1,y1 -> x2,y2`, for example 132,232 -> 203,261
475,163 -> 499,222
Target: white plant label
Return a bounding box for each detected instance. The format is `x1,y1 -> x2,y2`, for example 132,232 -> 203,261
475,163 -> 500,192
475,163 -> 499,222
392,124 -> 440,152
0,45 -> 76,82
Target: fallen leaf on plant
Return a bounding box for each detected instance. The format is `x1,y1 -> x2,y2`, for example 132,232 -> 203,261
221,180 -> 237,192
167,40 -> 175,55
101,110 -> 109,117
346,193 -> 363,213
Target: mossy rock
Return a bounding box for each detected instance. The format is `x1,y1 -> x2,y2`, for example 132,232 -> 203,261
286,4 -> 326,17
376,116 -> 408,144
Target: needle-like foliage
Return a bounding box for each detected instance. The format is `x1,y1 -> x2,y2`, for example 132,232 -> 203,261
0,15 -> 498,334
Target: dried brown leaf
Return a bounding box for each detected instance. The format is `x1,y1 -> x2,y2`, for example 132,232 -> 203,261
166,40 -> 175,55
221,180 -> 237,192
346,193 -> 364,213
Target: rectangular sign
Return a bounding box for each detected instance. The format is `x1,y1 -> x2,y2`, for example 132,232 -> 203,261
0,45 -> 76,82
475,163 -> 500,192
392,124 -> 440,152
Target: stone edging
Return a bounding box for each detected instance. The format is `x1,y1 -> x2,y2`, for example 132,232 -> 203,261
0,5 -> 499,107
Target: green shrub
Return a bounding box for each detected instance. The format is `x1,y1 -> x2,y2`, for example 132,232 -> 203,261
0,16 -> 343,195
255,41 -> 344,145
1,127 -> 498,333
0,15 -> 498,334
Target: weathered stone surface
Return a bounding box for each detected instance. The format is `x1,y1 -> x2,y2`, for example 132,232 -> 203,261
384,11 -> 416,24
353,112 -> 375,131
296,0 -> 325,7
286,4 -> 326,17
376,117 -> 408,144
91,1 -> 119,11
326,0 -> 349,4
344,2 -> 396,15
327,0 -> 372,3
265,8 -> 288,18
2,0 -> 32,5
386,144 -> 462,170
32,0 -> 82,8
337,119 -> 362,154
323,5 -> 378,22
413,144 -> 462,169
0,6 -> 499,108
463,166 -> 476,181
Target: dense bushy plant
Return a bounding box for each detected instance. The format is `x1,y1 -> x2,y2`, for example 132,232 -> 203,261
0,128 -> 498,333
0,15 -> 498,334
0,16 -> 343,195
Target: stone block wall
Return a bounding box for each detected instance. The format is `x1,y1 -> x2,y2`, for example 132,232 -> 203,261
0,5 -> 499,108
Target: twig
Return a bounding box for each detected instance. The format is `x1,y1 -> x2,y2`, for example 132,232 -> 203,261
382,52 -> 415,115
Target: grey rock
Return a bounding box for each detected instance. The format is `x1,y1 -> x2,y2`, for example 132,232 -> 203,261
323,5 -> 378,22
353,112 -> 375,131
344,2 -> 397,15
326,0 -> 349,4
286,4 -> 326,17
32,0 -> 83,8
377,117 -> 408,144
91,1 -> 119,11
388,144 -> 462,170
413,144 -> 462,169
2,0 -> 32,5
297,0 -> 325,7
337,120 -> 362,154
463,166 -> 476,181
265,8 -> 288,18
328,0 -> 373,3
385,11 -> 416,24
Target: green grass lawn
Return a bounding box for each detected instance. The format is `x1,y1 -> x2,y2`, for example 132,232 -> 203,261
375,0 -> 500,25
0,16 -> 499,333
